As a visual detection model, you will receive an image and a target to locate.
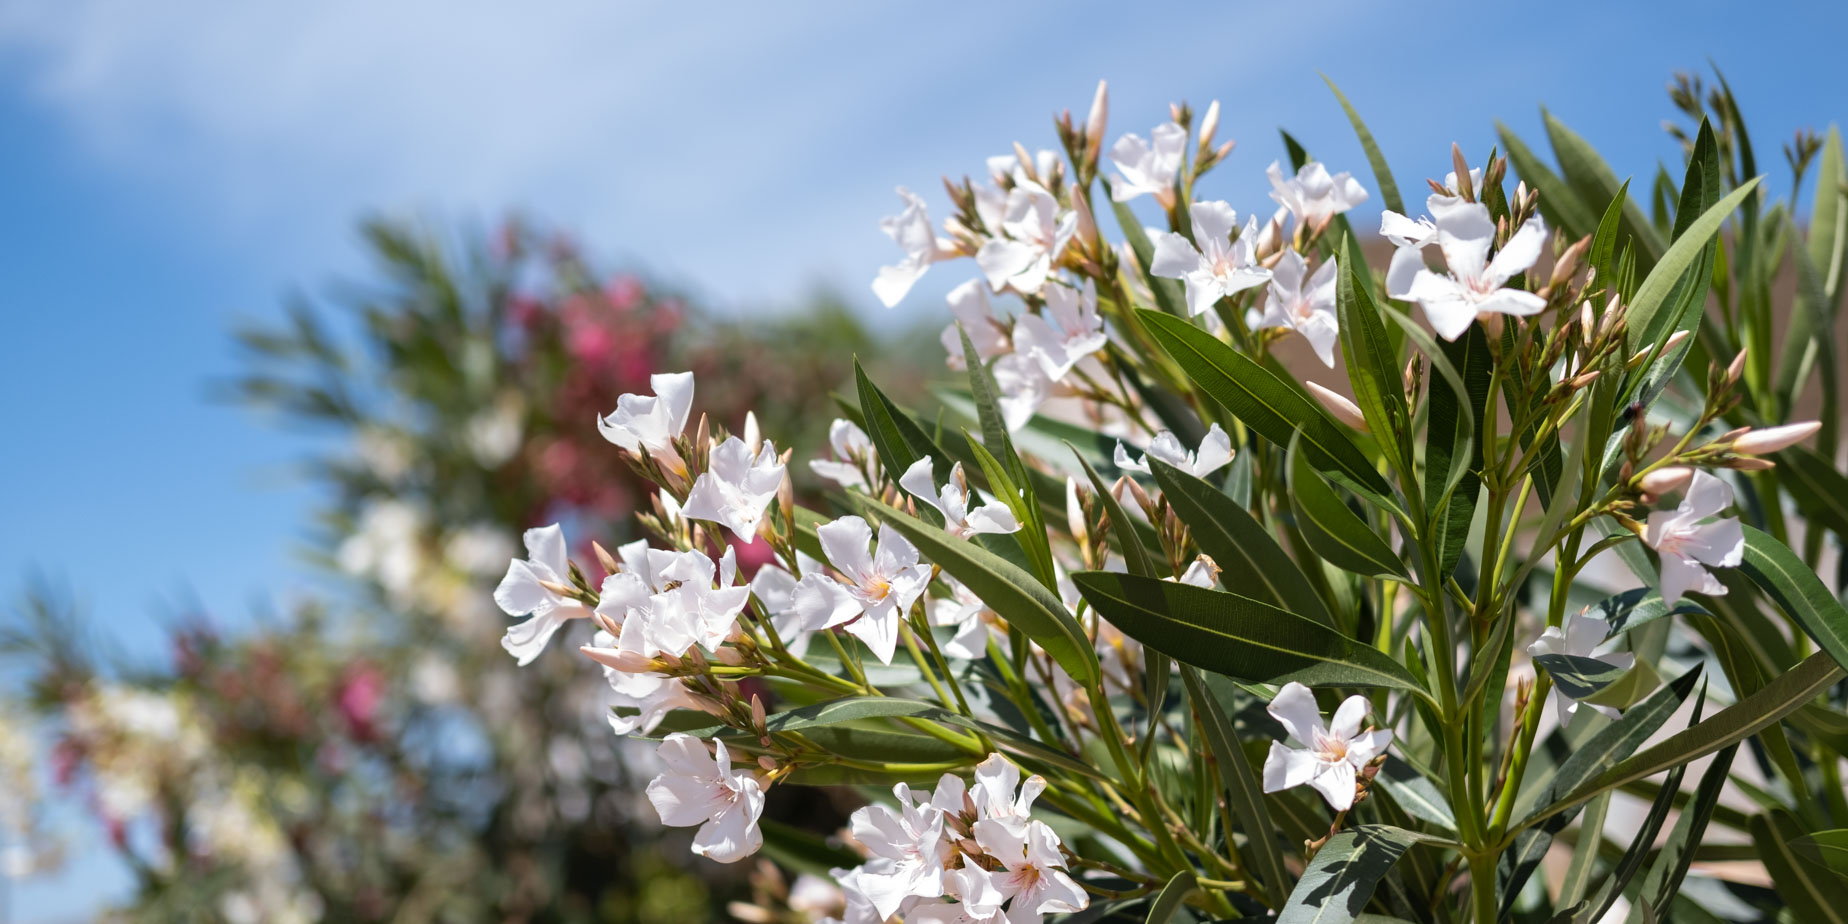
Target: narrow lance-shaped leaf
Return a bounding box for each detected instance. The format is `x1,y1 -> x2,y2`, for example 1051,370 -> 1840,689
1322,74 -> 1403,215
1072,571 -> 1430,699
1277,825 -> 1430,924
1753,810 -> 1848,924
1139,308 -> 1401,513
1182,667 -> 1291,905
1539,653 -> 1843,827
1336,247 -> 1409,468
870,499 -> 1099,687
1737,525 -> 1848,673
1149,457 -> 1335,625
1288,434 -> 1408,580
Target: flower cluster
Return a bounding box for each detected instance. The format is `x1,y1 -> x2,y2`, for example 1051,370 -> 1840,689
488,76 -> 1848,924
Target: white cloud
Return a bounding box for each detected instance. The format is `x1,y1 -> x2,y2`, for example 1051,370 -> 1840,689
0,0 -> 1372,314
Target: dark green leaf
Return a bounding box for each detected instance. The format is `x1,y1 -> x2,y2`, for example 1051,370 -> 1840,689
1337,252 -> 1409,468
1139,308 -> 1399,512
1288,435 -> 1407,580
1146,870 -> 1197,924
1150,458 -> 1334,625
1753,810 -> 1848,924
871,500 -> 1099,687
1738,525 -> 1848,674
1183,667 -> 1291,904
1531,653 -> 1629,702
1278,825 -> 1427,924
1072,571 -> 1428,698
1791,829 -> 1848,879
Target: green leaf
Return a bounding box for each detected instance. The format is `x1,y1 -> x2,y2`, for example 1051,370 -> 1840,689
1542,109 -> 1665,265
1323,75 -> 1403,215
1146,870 -> 1197,924
1513,667 -> 1701,828
1637,733 -> 1739,912
1071,571 -> 1429,698
1287,435 -> 1407,580
1372,760 -> 1456,835
1753,810 -> 1848,924
1587,177 -> 1632,290
854,359 -> 950,486
758,818 -> 863,878
1737,525 -> 1848,674
1149,458 -> 1334,625
1791,829 -> 1848,879
1545,653 -> 1843,824
1336,251 -> 1409,468
1497,123 -> 1600,240
1384,310 -> 1483,571
1138,308 -> 1400,512
1531,653 -> 1629,702
1278,825 -> 1426,924
1621,177 -> 1762,393
1590,586 -> 1708,635
1778,446 -> 1848,541
1182,667 -> 1291,904
870,499 -> 1099,687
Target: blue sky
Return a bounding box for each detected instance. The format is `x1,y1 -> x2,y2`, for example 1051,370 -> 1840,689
1,0 -> 1843,919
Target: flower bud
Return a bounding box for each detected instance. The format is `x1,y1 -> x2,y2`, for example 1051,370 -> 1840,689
1064,477 -> 1089,547
1729,457 -> 1776,471
1012,141 -> 1040,186
1451,143 -> 1474,201
750,694 -> 768,735
1731,420 -> 1821,455
1306,381 -> 1368,430
756,755 -> 778,772
592,540 -> 620,576
1568,370 -> 1602,389
1725,348 -> 1747,384
1070,184 -> 1099,250
1196,100 -> 1220,155
743,411 -> 761,455
1084,80 -> 1109,165
1549,236 -> 1590,289
1637,466 -> 1693,495
580,644 -> 652,673
1662,329 -> 1691,353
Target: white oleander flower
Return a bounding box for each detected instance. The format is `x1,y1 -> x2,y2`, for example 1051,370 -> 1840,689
1643,470 -> 1745,605
941,279 -> 1013,370
900,457 -> 1022,539
874,187 -> 956,308
1384,196 -> 1547,341
1527,609 -> 1636,722
1150,201 -> 1271,318
748,550 -> 827,655
683,436 -> 787,544
598,372 -> 696,473
793,516 -> 933,665
1108,121 -> 1187,205
595,542 -> 751,658
1261,682 -> 1392,811
975,183 -> 1076,296
580,630 -> 705,735
928,575 -> 993,660
810,419 -> 877,492
1114,423 -> 1234,478
846,783 -> 952,919
991,352 -> 1053,432
1011,279 -> 1107,381
969,816 -> 1087,921
1267,160 -> 1368,227
494,524 -> 589,665
646,734 -> 765,863
1255,250 -> 1340,367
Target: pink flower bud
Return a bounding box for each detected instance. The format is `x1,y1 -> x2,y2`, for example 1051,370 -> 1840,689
1307,381 -> 1368,430
1732,420 -> 1821,455
1084,80 -> 1109,163
1725,348 -> 1747,383
580,645 -> 653,673
1638,466 -> 1693,495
